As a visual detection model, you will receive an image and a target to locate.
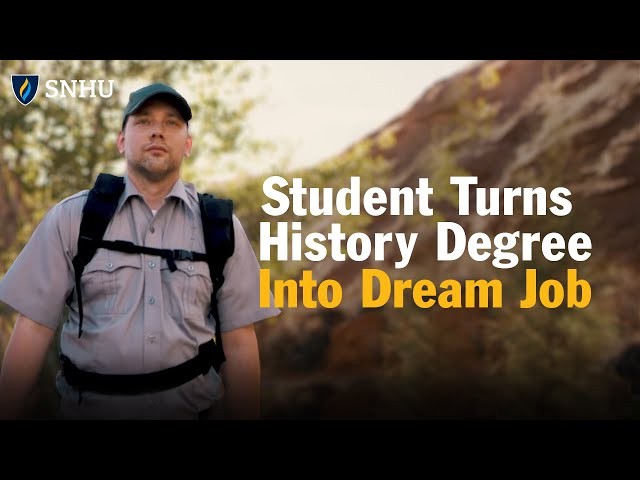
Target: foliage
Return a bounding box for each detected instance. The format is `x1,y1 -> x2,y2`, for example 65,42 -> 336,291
0,59 -> 264,274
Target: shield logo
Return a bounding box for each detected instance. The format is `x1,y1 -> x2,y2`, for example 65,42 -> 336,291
12,74 -> 40,106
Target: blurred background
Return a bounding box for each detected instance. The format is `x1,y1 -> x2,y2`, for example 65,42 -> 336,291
1,60 -> 639,419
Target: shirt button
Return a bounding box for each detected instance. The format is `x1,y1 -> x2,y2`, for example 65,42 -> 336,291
149,297 -> 156,305
148,333 -> 157,343
187,265 -> 194,271
106,262 -> 113,269
148,261 -> 156,268
150,226 -> 155,233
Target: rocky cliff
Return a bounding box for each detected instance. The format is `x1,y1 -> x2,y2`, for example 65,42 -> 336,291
258,60 -> 640,419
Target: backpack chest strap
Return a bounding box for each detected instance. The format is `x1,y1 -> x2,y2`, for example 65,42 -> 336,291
80,237 -> 207,271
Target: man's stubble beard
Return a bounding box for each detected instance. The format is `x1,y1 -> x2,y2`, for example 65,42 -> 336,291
129,156 -> 181,183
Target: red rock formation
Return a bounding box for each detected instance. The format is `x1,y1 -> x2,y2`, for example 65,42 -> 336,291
260,60 -> 640,419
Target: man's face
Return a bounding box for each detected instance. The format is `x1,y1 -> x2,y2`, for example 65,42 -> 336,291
117,97 -> 192,182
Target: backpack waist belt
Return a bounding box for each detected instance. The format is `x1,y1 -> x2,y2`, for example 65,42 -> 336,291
60,339 -> 217,395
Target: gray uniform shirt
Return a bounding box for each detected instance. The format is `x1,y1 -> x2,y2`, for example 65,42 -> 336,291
0,176 -> 280,419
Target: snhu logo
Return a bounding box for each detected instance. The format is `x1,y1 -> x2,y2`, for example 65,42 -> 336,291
11,74 -> 39,106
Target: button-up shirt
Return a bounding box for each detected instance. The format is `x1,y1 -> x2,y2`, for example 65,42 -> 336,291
0,176 -> 280,419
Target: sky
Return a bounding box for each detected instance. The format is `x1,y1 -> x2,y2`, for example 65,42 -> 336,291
236,60 -> 476,173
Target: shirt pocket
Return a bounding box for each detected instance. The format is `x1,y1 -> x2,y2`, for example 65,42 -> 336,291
81,250 -> 142,316
176,261 -> 213,320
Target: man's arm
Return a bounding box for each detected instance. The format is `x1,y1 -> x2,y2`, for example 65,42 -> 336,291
0,314 -> 56,419
219,323 -> 261,419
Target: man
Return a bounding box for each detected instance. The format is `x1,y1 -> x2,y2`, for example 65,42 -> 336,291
0,83 -> 280,420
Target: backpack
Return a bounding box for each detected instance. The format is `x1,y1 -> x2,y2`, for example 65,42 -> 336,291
68,173 -> 234,374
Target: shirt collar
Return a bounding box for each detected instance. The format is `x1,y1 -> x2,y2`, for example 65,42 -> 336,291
116,174 -> 196,215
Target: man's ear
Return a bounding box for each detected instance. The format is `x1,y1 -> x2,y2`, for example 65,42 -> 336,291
184,135 -> 193,157
117,132 -> 125,154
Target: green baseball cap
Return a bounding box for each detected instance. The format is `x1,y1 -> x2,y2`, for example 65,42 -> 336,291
122,82 -> 192,128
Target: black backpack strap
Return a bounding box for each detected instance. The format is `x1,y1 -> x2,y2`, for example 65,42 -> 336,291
82,239 -> 207,272
71,173 -> 125,338
61,339 -> 217,395
198,192 -> 234,373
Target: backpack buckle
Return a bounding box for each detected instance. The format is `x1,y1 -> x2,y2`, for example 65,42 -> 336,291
174,249 -> 194,261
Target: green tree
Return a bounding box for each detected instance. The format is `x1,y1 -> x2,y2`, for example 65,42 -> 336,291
0,59 -> 262,271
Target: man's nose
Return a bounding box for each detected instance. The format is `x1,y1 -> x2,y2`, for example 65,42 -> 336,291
150,123 -> 165,138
